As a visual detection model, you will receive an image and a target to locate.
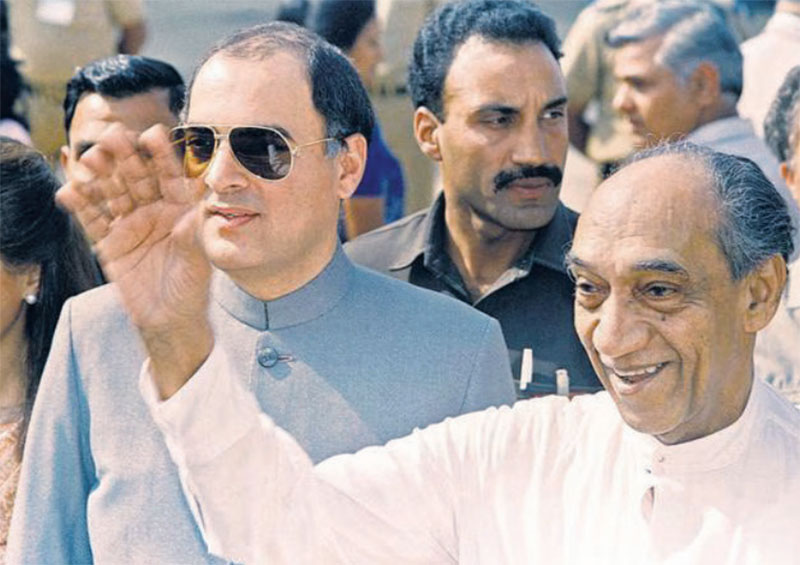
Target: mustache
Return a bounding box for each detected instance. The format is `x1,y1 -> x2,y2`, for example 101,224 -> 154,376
493,165 -> 563,193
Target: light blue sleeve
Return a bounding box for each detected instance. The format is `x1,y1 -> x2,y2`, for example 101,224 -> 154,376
459,318 -> 516,414
7,299 -> 95,564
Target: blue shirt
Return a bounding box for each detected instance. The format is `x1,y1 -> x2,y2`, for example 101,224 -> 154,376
8,247 -> 514,564
353,122 -> 405,223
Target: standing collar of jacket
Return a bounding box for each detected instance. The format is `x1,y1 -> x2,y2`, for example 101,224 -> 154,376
387,192 -> 576,276
211,244 -> 352,331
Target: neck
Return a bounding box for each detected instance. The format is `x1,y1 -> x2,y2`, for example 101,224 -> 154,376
227,236 -> 338,301
695,99 -> 738,130
444,199 -> 536,302
0,311 -> 28,409
656,367 -> 754,446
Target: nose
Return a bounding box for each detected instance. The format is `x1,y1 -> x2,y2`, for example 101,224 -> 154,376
510,125 -> 551,166
203,138 -> 248,194
589,292 -> 651,363
612,82 -> 634,116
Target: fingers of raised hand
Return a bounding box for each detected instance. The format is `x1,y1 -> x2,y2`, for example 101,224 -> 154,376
80,124 -> 164,214
57,181 -> 112,244
93,204 -> 156,273
138,125 -> 203,204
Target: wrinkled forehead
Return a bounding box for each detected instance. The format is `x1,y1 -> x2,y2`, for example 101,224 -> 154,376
572,156 -> 719,264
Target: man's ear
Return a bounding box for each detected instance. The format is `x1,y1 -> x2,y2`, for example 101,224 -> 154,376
414,106 -> 443,162
689,62 -> 721,107
334,133 -> 368,199
742,254 -> 787,333
60,145 -> 70,175
780,161 -> 797,187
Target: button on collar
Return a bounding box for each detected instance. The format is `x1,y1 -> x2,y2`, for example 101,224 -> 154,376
258,347 -> 280,368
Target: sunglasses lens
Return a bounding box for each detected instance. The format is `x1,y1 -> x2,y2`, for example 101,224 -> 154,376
230,127 -> 292,180
175,126 -> 217,178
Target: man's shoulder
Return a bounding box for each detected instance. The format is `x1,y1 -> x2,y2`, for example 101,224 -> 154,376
64,283 -> 131,333
345,208 -> 430,272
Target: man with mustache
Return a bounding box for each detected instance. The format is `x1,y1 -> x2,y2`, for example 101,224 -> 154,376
345,0 -> 601,398
6,22 -> 515,565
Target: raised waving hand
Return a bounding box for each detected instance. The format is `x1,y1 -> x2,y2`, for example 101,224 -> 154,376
57,123 -> 214,397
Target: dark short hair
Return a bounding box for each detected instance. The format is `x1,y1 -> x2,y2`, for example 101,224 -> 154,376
188,21 -> 374,147
63,55 -> 185,141
409,0 -> 561,119
0,137 -> 98,448
309,0 -> 375,52
623,142 -> 795,279
275,0 -> 309,26
764,65 -> 800,165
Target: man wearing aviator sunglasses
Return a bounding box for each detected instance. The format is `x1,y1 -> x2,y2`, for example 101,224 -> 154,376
169,124 -> 336,181
10,22 -> 515,565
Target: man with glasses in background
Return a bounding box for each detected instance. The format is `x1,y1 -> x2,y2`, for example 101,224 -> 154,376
7,22 -> 514,565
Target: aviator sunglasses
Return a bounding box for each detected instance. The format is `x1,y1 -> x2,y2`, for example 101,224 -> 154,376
169,125 -> 337,181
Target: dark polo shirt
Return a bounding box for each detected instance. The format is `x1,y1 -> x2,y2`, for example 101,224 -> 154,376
345,194 -> 601,399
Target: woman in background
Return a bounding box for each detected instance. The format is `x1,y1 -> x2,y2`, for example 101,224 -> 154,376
0,138 -> 97,559
310,0 -> 406,239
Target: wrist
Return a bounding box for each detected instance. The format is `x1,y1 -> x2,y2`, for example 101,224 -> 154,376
143,320 -> 214,400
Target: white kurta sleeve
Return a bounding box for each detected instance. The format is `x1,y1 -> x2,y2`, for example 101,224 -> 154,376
139,346 -> 477,564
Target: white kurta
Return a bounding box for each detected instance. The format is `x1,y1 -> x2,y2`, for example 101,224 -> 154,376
142,347 -> 800,564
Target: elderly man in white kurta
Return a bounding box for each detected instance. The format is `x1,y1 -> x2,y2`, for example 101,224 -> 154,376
63,141 -> 800,563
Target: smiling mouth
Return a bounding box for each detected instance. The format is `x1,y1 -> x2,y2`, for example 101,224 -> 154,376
609,362 -> 667,386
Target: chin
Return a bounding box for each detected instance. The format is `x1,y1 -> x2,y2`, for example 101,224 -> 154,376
498,206 -> 559,231
203,239 -> 253,273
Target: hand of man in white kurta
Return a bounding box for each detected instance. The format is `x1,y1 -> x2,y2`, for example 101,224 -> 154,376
57,123 -> 214,398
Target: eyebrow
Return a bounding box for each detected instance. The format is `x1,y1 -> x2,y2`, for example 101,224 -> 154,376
476,104 -> 519,115
564,252 -> 585,271
475,96 -> 568,116
632,259 -> 689,277
543,96 -> 568,110
183,123 -> 296,142
75,141 -> 95,158
564,254 -> 689,278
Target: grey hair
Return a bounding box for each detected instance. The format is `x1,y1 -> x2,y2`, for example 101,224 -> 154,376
621,142 -> 795,280
606,0 -> 742,98
764,65 -> 800,166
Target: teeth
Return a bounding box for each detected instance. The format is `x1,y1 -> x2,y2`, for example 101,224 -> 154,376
613,363 -> 664,379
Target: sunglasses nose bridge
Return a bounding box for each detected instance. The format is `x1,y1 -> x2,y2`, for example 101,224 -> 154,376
203,133 -> 252,191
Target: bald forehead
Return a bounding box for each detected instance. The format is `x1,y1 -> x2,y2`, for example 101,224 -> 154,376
188,50 -> 310,112
578,155 -> 718,243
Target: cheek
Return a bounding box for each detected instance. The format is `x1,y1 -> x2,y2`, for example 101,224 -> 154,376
544,125 -> 569,160
572,308 -> 596,350
0,270 -> 24,334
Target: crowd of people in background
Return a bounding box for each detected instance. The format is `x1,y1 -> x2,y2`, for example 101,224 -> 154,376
0,0 -> 798,563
